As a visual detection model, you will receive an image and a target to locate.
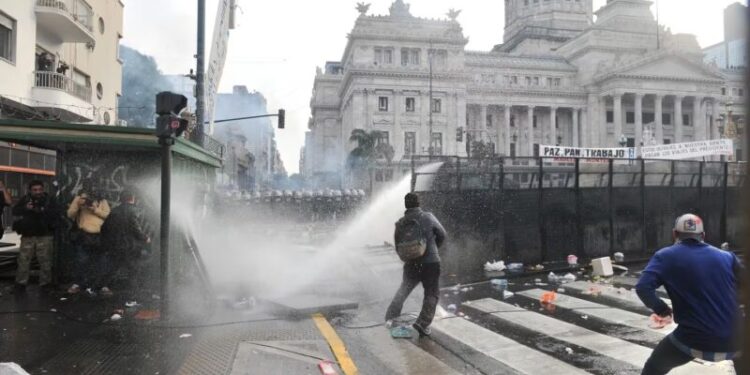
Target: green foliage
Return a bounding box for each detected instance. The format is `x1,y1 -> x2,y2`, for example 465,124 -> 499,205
347,129 -> 395,170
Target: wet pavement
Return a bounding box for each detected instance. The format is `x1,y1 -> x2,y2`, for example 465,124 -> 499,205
0,247 -> 741,374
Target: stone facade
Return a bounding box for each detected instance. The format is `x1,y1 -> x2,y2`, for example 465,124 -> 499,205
304,0 -> 743,187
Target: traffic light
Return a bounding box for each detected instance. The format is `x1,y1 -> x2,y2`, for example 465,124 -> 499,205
155,92 -> 189,139
456,127 -> 464,142
278,109 -> 286,129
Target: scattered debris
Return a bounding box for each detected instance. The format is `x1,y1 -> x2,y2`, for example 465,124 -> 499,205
540,291 -> 557,305
179,333 -> 192,339
583,286 -> 602,296
548,272 -> 577,284
567,255 -> 578,266
612,264 -> 629,273
319,361 -> 338,375
125,301 -> 139,308
581,315 -> 589,320
502,290 -> 514,299
529,264 -> 545,271
110,314 -> 122,321
614,252 -> 625,263
562,273 -> 577,283
565,347 -> 574,355
484,260 -> 506,272
446,304 -> 458,314
534,278 -> 543,284
151,294 -> 161,300
59,298 -> 67,302
49,309 -> 57,313
460,287 -> 471,293
557,288 -> 566,293
591,257 -> 614,277
507,263 -> 524,272
134,310 -> 161,320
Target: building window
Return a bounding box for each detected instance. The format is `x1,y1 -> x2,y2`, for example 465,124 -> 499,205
722,87 -> 727,96
510,115 -> 515,127
487,114 -> 493,128
375,131 -> 389,146
627,138 -> 635,147
431,98 -> 442,113
430,49 -> 447,66
431,133 -> 443,155
554,78 -> 561,87
533,144 -> 540,157
662,113 -> 672,125
533,77 -> 539,86
732,88 -> 738,96
643,112 -> 655,124
379,96 -> 389,112
511,76 -> 518,84
740,89 -> 745,97
405,97 -> 415,112
626,112 -> 635,124
664,139 -> 672,145
98,17 -> 105,34
547,77 -> 553,87
683,114 -> 691,126
404,132 -> 416,155
0,12 -> 16,63
374,47 -> 393,65
401,48 -> 420,66
533,115 -> 537,128
525,76 -> 531,86
606,111 -> 614,123
510,143 -> 516,157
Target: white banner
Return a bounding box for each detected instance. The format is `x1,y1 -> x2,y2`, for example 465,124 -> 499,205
205,0 -> 233,133
640,139 -> 734,160
540,145 -> 636,160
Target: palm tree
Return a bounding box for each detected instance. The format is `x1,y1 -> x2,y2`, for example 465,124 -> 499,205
347,129 -> 395,190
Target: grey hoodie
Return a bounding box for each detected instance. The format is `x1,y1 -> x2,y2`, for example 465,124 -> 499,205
396,207 -> 447,264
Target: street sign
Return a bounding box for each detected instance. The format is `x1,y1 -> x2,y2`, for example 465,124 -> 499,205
640,139 -> 734,160
205,0 -> 233,134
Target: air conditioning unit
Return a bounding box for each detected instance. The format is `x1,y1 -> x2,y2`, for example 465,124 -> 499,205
115,119 -> 128,127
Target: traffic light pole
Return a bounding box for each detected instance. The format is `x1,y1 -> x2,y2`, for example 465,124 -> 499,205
195,0 -> 206,146
159,137 -> 173,321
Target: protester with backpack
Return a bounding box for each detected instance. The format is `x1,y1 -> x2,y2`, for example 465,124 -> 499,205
385,192 -> 447,337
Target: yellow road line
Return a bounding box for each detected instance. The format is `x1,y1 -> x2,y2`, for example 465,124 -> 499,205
312,313 -> 359,375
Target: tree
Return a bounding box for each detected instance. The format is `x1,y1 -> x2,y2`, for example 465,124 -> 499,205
119,46 -> 169,128
347,129 -> 394,169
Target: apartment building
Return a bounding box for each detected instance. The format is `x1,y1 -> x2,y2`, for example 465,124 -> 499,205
0,0 -> 124,125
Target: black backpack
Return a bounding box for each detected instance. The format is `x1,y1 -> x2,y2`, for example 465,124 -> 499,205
394,215 -> 427,262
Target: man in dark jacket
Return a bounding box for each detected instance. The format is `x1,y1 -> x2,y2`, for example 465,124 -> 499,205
385,192 -> 447,337
13,180 -> 58,290
636,214 -> 742,375
100,189 -> 150,294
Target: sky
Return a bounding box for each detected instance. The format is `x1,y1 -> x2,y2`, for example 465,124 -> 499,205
121,0 -> 747,174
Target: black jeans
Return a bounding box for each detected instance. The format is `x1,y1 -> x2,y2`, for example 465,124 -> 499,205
642,335 -> 740,375
385,262 -> 441,327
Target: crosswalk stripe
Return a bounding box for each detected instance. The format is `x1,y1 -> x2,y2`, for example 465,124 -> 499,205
464,298 -> 725,375
613,276 -> 668,296
517,289 -> 676,336
432,316 -> 592,375
563,281 -> 671,314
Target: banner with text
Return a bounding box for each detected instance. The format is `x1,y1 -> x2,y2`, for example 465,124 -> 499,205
540,145 -> 636,160
640,139 -> 734,160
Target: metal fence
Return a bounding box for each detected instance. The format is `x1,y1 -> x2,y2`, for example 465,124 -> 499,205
36,0 -> 94,32
410,156 -> 747,270
34,71 -> 92,102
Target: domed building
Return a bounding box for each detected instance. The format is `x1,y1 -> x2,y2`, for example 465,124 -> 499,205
303,0 -> 742,188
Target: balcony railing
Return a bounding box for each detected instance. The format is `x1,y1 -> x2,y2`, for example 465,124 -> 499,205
34,71 -> 92,102
36,0 -> 94,32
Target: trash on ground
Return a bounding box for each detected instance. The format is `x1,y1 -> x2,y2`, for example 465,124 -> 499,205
490,279 -> 509,291
502,290 -> 514,299
613,264 -> 629,273
557,288 -> 566,293
446,304 -> 457,314
540,291 -> 557,305
567,255 -> 578,266
484,260 -> 506,272
125,301 -> 139,308
534,278 -> 542,284
318,361 -> 338,375
179,333 -> 192,339
548,272 -> 577,284
529,264 -> 544,271
565,347 -> 574,354
591,257 -> 614,277
583,286 -> 602,296
614,252 -> 625,262
151,294 -> 161,300
134,310 -> 161,320
110,314 -> 122,321
390,326 -> 412,339
581,315 -> 589,320
507,263 -> 524,272
49,309 -> 57,312
562,273 -> 577,283
649,314 -> 674,329
59,298 -> 67,301
460,287 -> 471,293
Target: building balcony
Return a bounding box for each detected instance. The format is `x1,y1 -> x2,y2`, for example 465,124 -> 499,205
31,71 -> 94,122
35,0 -> 95,44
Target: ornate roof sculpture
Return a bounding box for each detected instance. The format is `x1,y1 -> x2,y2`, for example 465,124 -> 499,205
356,2 -> 370,16
389,0 -> 412,18
446,9 -> 461,22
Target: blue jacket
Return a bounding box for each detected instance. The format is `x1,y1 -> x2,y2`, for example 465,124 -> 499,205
396,208 -> 446,264
636,239 -> 742,352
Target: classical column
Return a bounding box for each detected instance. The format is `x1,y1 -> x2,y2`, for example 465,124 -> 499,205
655,94 -> 664,145
614,94 -> 623,145
550,106 -> 558,145
572,108 -> 580,147
456,95 -> 467,157
674,95 -> 684,143
693,96 -> 703,141
712,99 -> 721,140
581,108 -> 588,147
504,105 -> 512,155
601,96 -> 609,146
495,107 -> 503,154
635,93 -> 643,150
527,106 -> 535,156
480,104 -> 488,143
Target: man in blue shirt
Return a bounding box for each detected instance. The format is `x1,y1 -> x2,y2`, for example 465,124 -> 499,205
636,214 -> 743,374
